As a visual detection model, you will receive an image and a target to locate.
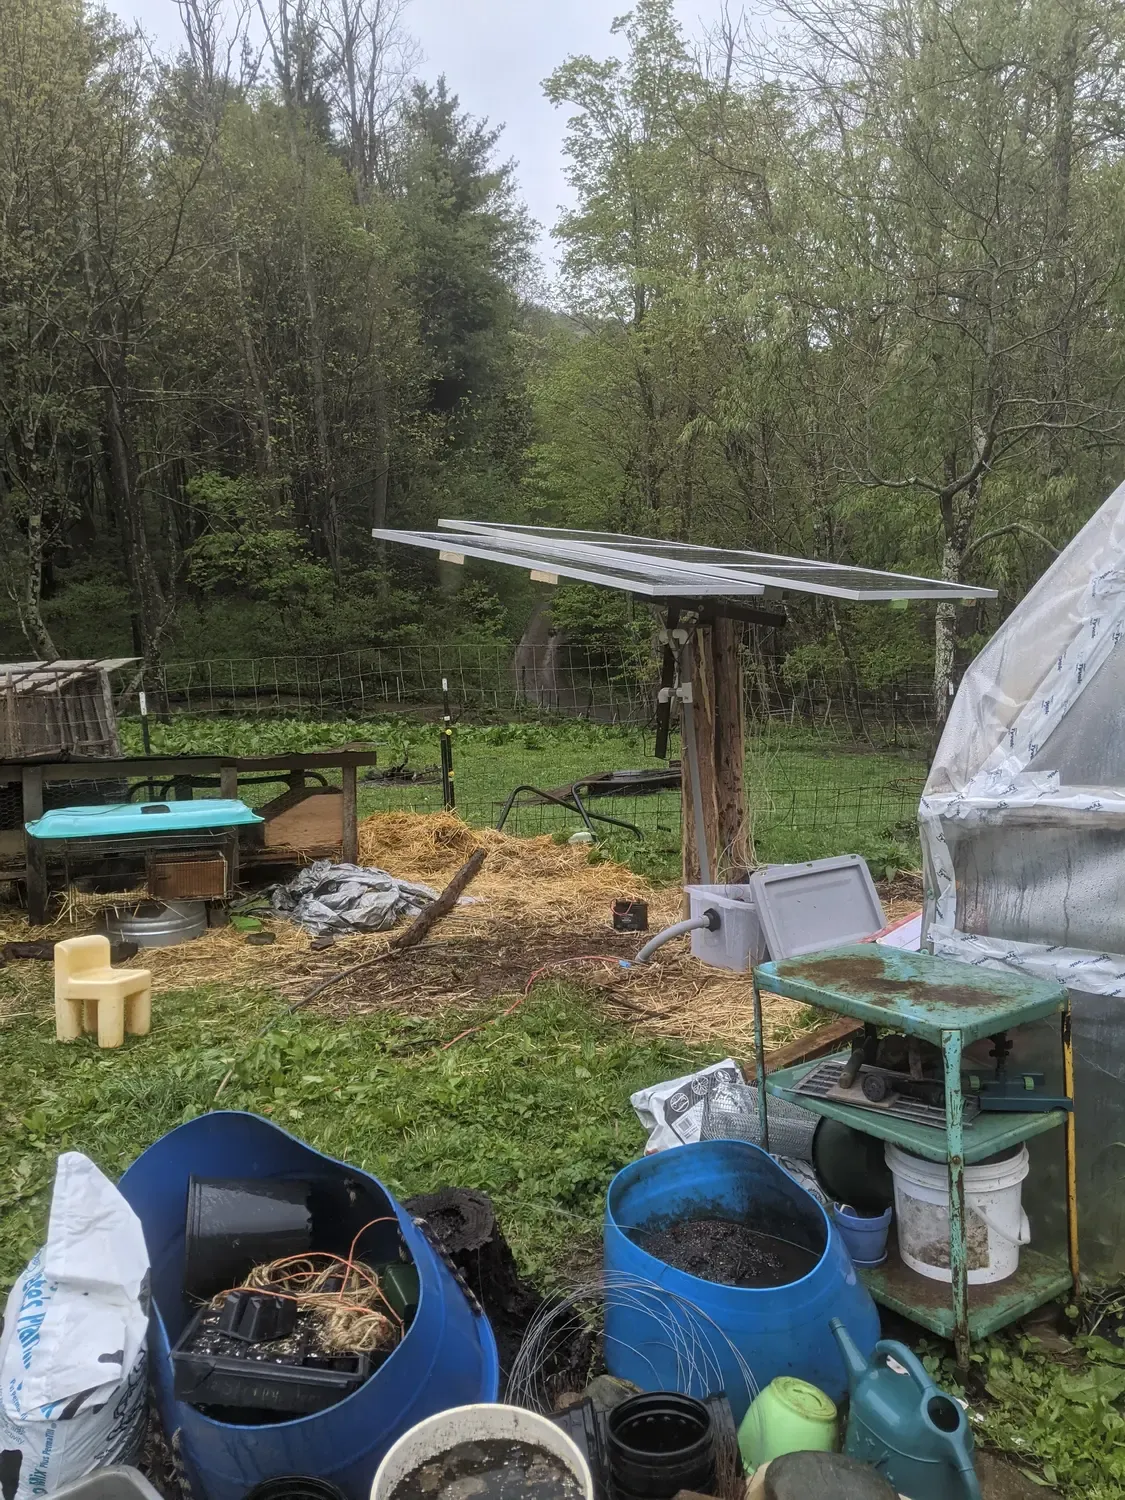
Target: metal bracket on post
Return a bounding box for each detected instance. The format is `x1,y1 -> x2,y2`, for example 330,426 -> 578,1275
654,605 -> 687,760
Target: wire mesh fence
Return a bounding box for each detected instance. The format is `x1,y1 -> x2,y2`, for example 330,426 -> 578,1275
130,644 -> 660,723
115,646 -> 936,865
126,645 -> 934,741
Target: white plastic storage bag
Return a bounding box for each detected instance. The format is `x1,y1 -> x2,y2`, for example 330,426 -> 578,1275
631,1059 -> 744,1152
0,1154 -> 150,1500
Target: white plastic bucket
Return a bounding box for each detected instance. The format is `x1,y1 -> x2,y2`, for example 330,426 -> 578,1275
885,1143 -> 1031,1284
370,1404 -> 594,1500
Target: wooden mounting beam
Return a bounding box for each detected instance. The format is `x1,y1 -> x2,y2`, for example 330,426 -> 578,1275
0,748 -> 381,784
658,598 -> 787,630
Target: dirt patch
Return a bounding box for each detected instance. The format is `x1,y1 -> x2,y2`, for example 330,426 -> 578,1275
635,1217 -> 820,1288
310,922 -> 642,1020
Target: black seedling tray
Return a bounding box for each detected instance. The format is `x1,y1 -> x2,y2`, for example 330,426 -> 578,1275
172,1303 -> 372,1417
217,1290 -> 298,1343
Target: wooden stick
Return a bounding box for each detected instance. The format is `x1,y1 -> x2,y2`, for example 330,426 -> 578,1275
286,849 -> 486,1010
742,1014 -> 860,1082
389,847 -> 486,951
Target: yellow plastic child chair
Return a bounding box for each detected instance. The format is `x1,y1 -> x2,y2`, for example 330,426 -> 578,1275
54,934 -> 153,1049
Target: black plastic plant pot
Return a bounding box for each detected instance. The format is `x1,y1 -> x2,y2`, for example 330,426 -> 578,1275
171,1305 -> 372,1418
244,1479 -> 349,1500
185,1177 -> 313,1300
607,1393 -> 714,1500
612,899 -> 649,933
811,1119 -> 895,1215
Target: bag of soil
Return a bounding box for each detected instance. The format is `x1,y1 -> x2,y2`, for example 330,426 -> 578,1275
0,1154 -> 150,1500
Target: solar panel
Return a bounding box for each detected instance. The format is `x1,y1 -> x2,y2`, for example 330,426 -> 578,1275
374,523 -> 997,603
371,530 -> 755,597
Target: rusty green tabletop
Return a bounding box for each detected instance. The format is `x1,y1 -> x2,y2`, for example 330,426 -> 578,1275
754,944 -> 1067,1045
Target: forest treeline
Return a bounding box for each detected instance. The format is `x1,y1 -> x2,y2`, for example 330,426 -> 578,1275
3,0 -> 1125,714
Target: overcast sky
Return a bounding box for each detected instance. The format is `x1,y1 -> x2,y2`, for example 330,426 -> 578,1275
115,0 -> 731,277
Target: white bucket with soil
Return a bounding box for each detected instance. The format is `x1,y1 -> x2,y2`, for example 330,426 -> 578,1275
371,1404 -> 594,1500
885,1142 -> 1031,1284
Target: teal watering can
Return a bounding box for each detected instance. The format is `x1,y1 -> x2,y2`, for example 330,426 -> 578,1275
830,1319 -> 982,1500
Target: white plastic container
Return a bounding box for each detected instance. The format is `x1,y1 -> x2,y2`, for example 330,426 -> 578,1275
685,883 -> 764,971
749,855 -> 885,959
885,1143 -> 1031,1284
370,1404 -> 594,1500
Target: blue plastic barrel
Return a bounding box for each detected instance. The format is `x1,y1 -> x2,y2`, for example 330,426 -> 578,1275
118,1113 -> 499,1500
603,1140 -> 880,1418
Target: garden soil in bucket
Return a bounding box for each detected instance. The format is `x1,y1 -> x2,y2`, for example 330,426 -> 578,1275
388,1440 -> 582,1500
635,1218 -> 819,1288
886,1142 -> 1031,1284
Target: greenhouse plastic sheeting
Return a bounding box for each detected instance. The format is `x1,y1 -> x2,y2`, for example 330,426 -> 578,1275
920,477 -> 1125,1269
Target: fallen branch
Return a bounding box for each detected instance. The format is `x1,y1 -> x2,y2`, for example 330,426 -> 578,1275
390,847 -> 487,951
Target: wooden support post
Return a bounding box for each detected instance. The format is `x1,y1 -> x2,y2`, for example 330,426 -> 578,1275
22,767 -> 48,927
681,618 -> 752,888
713,617 -> 751,878
219,768 -> 239,892
341,764 -> 358,863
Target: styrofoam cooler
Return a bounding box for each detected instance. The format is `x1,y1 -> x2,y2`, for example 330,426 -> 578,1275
886,1143 -> 1031,1284
685,884 -> 765,972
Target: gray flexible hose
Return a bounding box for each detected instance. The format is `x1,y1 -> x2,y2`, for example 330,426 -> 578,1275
635,910 -> 718,963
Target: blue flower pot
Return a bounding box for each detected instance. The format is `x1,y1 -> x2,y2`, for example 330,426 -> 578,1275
831,1203 -> 893,1267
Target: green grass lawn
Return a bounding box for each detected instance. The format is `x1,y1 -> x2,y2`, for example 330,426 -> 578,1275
0,969 -> 722,1290
119,714 -> 925,881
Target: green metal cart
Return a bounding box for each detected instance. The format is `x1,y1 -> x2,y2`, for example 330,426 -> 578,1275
751,945 -> 1079,1368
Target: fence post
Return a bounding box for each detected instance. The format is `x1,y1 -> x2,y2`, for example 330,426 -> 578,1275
440,677 -> 456,811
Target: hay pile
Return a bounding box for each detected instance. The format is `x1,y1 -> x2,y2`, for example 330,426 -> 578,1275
0,813 -> 922,1058
357,812 -> 676,928
344,812 -> 807,1053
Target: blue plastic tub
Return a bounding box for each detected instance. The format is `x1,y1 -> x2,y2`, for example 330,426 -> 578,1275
603,1140 -> 880,1418
118,1113 -> 499,1500
26,799 -> 262,838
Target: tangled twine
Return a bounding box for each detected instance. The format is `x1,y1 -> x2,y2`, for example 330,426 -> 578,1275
219,1217 -> 404,1355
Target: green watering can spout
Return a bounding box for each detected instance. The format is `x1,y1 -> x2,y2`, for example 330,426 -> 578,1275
829,1316 -> 870,1389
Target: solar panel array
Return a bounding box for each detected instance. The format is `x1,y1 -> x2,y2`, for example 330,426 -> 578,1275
370,521 -> 997,604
